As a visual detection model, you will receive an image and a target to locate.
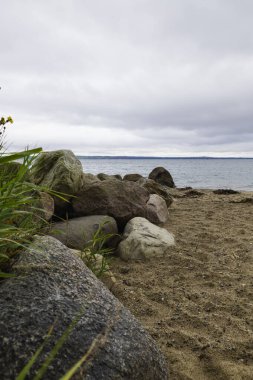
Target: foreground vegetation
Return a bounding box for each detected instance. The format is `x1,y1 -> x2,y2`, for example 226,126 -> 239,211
0,117 -> 45,276
0,117 -> 116,379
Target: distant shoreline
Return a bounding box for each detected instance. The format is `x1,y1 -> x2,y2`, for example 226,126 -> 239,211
77,155 -> 253,190
77,156 -> 253,160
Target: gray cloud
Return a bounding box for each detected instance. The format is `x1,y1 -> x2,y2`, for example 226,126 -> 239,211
1,0 -> 253,156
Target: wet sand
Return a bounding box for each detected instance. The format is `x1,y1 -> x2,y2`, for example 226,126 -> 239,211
110,188 -> 253,380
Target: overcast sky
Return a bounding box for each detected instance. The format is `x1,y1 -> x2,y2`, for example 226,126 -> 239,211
1,0 -> 253,156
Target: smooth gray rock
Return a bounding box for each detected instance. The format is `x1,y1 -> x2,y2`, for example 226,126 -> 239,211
146,194 -> 169,225
30,150 -> 84,216
123,173 -> 144,182
118,217 -> 175,261
49,215 -> 118,250
71,180 -> 150,229
148,167 -> 175,188
0,236 -> 168,379
138,178 -> 173,207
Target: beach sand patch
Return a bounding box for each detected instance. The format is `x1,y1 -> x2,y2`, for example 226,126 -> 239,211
110,189 -> 253,380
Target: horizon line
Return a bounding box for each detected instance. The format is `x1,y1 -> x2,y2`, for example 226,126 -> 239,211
76,155 -> 253,159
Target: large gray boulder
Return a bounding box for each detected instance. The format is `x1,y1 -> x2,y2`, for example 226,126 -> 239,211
118,217 -> 175,261
138,178 -> 173,207
30,150 -> 84,216
49,215 -> 118,250
0,236 -> 168,379
146,194 -> 169,225
71,180 -> 150,229
148,167 -> 175,188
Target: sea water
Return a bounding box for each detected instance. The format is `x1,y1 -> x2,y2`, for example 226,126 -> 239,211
78,157 -> 253,191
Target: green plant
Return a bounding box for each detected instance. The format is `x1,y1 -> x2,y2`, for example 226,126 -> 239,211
0,149 -> 45,274
16,309 -> 85,380
0,118 -> 45,276
80,222 -> 116,277
0,115 -> 13,149
0,117 -> 72,277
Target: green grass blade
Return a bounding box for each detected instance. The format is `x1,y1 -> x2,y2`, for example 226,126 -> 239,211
0,148 -> 42,164
16,345 -> 45,380
16,324 -> 55,380
58,346 -> 94,380
0,271 -> 16,278
33,311 -> 84,380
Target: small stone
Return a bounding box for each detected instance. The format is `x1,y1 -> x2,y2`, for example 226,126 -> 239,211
120,266 -> 131,274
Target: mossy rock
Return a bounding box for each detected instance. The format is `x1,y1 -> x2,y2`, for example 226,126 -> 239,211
30,150 -> 84,216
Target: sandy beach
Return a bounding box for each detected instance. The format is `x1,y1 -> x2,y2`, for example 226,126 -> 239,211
110,188 -> 253,379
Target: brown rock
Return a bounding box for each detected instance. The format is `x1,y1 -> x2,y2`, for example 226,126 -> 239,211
72,180 -> 150,229
123,173 -> 144,182
138,178 -> 173,207
97,173 -> 122,181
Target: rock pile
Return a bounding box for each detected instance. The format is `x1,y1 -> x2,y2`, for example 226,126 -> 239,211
30,151 -> 175,233
1,150 -> 176,378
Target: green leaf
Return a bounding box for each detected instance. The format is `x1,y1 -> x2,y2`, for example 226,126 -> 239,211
33,311 -> 84,380
0,148 -> 42,164
16,324 -> 55,380
0,271 -> 16,278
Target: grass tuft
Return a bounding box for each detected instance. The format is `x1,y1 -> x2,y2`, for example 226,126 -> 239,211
79,221 -> 116,277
